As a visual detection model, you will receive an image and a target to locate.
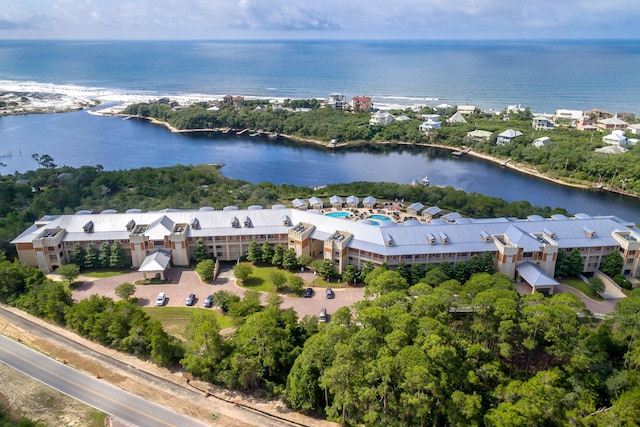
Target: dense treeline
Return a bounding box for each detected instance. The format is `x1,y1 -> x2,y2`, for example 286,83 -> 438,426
4,242 -> 640,425
0,253 -> 181,367
123,101 -> 640,193
0,163 -> 569,255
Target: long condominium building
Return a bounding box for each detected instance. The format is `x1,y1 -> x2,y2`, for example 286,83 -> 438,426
11,205 -> 640,286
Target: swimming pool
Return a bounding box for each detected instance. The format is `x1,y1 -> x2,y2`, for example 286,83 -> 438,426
368,214 -> 391,222
325,211 -> 350,218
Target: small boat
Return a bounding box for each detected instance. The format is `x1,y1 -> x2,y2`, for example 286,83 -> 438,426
249,132 -> 260,137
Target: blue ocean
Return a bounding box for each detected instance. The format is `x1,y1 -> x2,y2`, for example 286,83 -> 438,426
1,39 -> 639,113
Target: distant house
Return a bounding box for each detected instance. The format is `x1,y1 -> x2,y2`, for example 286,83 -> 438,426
350,96 -> 372,112
419,119 -> 441,131
370,111 -> 394,125
585,109 -> 612,120
327,93 -> 347,110
467,129 -> 493,143
554,109 -> 583,127
616,112 -> 636,122
420,114 -> 440,121
627,124 -> 640,135
222,95 -> 233,105
602,130 -> 628,146
457,105 -> 476,115
363,196 -> 377,209
346,195 -> 359,209
308,197 -> 324,210
496,129 -> 523,145
532,136 -> 551,148
394,115 -> 411,122
447,111 -> 467,124
597,117 -> 629,132
329,195 -> 343,210
232,96 -> 244,107
532,116 -> 555,131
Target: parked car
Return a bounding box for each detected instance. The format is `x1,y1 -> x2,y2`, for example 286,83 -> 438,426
203,294 -> 213,308
319,308 -> 327,322
185,293 -> 196,306
155,292 -> 166,307
326,288 -> 334,299
304,288 -> 314,298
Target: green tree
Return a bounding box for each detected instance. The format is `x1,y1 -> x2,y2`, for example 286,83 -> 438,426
589,277 -> 605,296
288,275 -> 305,294
271,244 -> 284,266
83,244 -> 98,269
181,310 -> 227,382
318,258 -> 335,279
98,241 -> 111,268
233,263 -> 253,284
211,290 -> 241,314
58,263 -> 80,285
568,248 -> 584,276
270,269 -> 288,291
365,269 -> 408,296
109,241 -> 127,268
247,240 -> 262,263
192,238 -> 210,263
261,241 -> 274,264
282,248 -> 299,271
601,251 -> 624,277
195,259 -> 215,282
70,243 -> 85,267
342,264 -> 357,284
114,282 -> 136,300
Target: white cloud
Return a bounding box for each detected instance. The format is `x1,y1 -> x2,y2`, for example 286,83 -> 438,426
0,0 -> 639,39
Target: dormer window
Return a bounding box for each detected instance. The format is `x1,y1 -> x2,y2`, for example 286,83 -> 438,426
480,230 -> 491,242
543,227 -> 555,238
126,219 -> 135,232
282,215 -> 291,226
385,234 -> 394,246
439,231 -> 449,244
231,217 -> 240,228
83,221 -> 94,233
190,218 -> 199,230
583,226 -> 596,238
243,216 -> 252,228
426,232 -> 436,245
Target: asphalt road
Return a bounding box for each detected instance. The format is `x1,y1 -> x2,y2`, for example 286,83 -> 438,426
0,334 -> 208,427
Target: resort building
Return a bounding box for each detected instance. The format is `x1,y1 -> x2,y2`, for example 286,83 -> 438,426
308,197 -> 324,210
329,195 -> 343,210
12,208 -> 640,282
363,196 -> 377,209
554,109 -> 583,127
346,195 -> 360,209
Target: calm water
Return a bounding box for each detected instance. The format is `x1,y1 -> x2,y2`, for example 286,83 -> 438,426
2,110 -> 639,223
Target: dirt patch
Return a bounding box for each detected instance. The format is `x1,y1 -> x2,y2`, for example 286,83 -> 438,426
0,364 -> 105,427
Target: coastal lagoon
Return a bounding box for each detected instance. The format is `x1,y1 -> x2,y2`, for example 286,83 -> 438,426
2,110 -> 640,223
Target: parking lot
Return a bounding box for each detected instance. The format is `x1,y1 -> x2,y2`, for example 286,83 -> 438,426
70,264 -> 366,319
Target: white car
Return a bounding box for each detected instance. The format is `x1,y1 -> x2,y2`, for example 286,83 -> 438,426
155,292 -> 167,306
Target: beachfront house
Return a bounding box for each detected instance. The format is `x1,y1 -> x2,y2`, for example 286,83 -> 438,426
350,96 -> 372,112
467,129 -> 493,143
627,124 -> 640,135
585,109 -> 612,120
329,195 -> 343,210
370,111 -> 394,125
554,109 -> 583,127
597,117 -> 629,132
532,116 -> 555,131
447,111 -> 467,124
308,197 -> 324,210
532,136 -> 552,148
363,196 -> 377,209
496,129 -> 523,145
327,93 -> 347,110
602,130 -> 628,147
457,105 -> 476,115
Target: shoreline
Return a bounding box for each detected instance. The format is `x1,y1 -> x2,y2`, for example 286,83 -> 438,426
114,112 -> 639,200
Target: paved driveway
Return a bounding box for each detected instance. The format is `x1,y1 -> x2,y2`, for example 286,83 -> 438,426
71,265 -> 366,319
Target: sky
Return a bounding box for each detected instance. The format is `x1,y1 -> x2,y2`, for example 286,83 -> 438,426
0,0 -> 639,40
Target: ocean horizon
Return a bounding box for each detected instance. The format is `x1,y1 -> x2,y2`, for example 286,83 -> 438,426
1,39 -> 639,113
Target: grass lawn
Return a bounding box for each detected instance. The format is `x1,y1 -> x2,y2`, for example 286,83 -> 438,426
142,307 -> 233,340
562,277 -> 600,300
82,269 -> 130,278
241,264 -> 285,292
